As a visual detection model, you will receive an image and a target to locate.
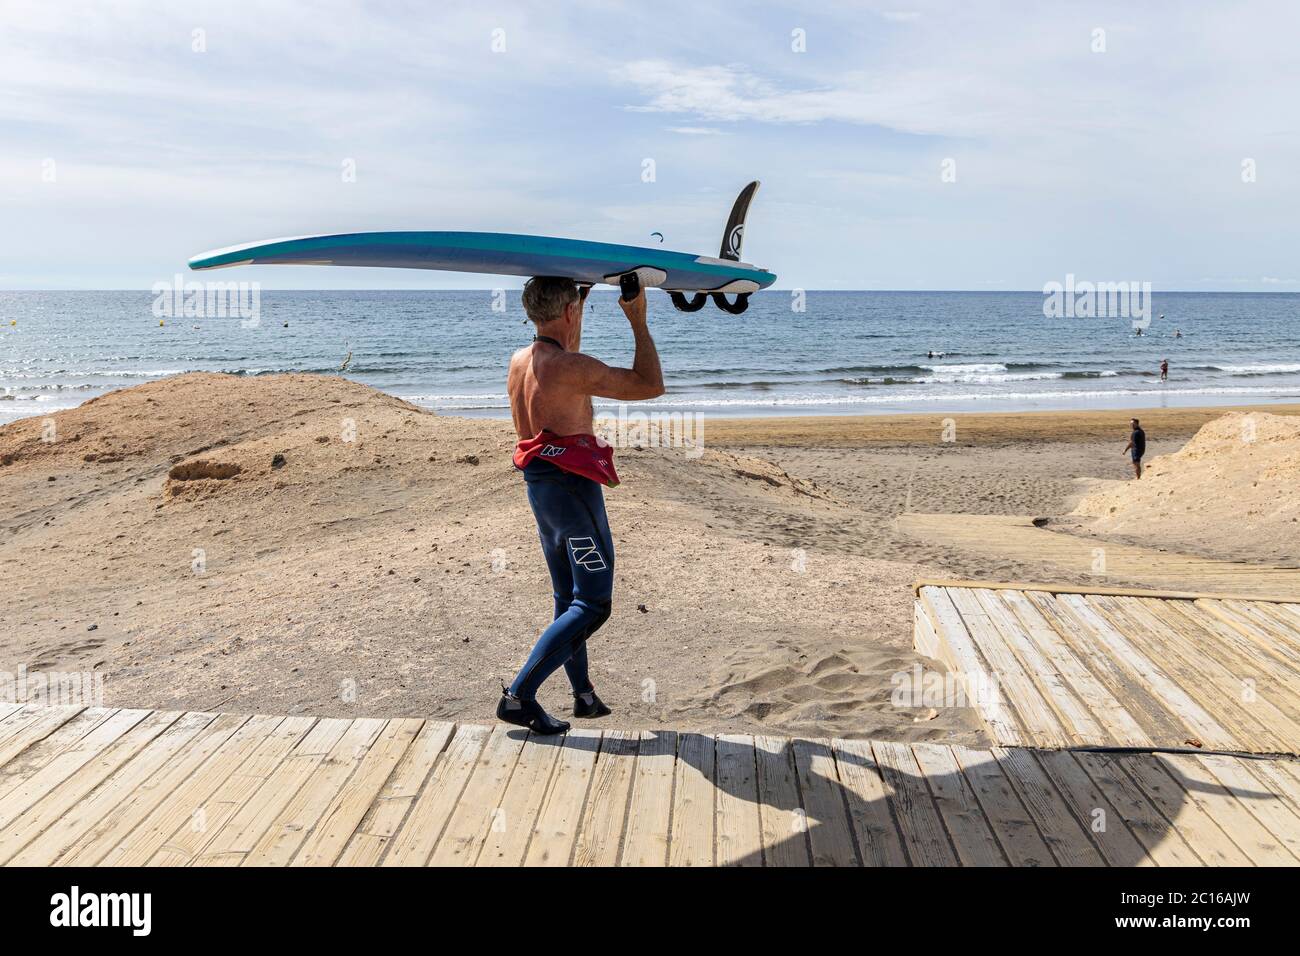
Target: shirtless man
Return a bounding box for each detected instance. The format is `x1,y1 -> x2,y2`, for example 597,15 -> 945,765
497,276 -> 664,734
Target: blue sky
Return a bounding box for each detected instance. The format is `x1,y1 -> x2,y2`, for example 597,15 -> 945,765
2,0 -> 1298,290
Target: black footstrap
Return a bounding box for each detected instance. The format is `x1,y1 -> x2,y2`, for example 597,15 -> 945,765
668,291 -> 709,312
710,292 -> 750,314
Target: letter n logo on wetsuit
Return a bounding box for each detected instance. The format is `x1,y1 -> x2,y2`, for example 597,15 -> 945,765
568,536 -> 608,572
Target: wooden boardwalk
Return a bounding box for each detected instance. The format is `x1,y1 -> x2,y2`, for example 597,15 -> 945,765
1,701 -> 1299,866
897,513 -> 1300,598
915,582 -> 1300,754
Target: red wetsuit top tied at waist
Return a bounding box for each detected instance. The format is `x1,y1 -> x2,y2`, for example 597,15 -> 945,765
513,431 -> 620,488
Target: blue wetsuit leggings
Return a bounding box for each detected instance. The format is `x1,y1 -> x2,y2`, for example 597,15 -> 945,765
509,459 -> 615,701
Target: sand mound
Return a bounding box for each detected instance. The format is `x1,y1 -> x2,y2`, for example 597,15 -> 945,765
0,372 -> 970,742
1071,411 -> 1300,562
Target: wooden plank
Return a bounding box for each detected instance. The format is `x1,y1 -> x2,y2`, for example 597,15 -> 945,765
1195,754 -> 1300,860
919,587 -> 1024,746
0,709 -> 178,864
6,711 -> 220,866
1162,600 -> 1300,712
571,730 -> 638,867
191,717 -> 353,866
102,714 -> 308,866
1098,597 -> 1299,752
287,718 -> 424,866
1033,750 -> 1151,866
1196,599 -> 1300,672
993,747 -> 1104,866
0,708 -> 146,831
1250,600 -> 1300,631
952,745 -> 1056,867
525,728 -> 603,867
244,717 -> 389,866
913,599 -> 943,660
0,702 -> 28,739
476,733 -> 565,866
55,713 -> 255,866
913,577 -> 1300,604
0,706 -> 89,776
1001,590 -> 1151,747
1279,760 -> 1300,794
827,739 -> 906,866
756,735 -> 813,867
870,740 -> 957,866
1101,753 -> 1245,866
380,722 -> 491,866
426,724 -> 529,866
1157,754 -> 1300,865
714,733 -> 762,867
335,720 -> 456,867
974,589 -> 1104,745
620,730 -> 676,867
143,715 -> 318,866
1058,594 -> 1236,750
1154,597 -> 1300,728
948,588 -> 1072,748
910,742 -> 1005,866
0,704 -> 47,749
1223,600 -> 1300,654
1240,758 -> 1300,815
668,733 -> 715,867
792,738 -> 858,866
1027,591 -> 1203,747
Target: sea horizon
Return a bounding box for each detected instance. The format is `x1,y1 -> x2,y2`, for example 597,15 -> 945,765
4,289 -> 1300,423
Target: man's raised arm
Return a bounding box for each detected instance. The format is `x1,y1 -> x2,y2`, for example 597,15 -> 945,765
562,288 -> 665,401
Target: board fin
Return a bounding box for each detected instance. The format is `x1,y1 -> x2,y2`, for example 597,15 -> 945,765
719,181 -> 760,261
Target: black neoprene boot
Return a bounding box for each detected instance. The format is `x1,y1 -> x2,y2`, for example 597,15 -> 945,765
573,689 -> 612,719
497,689 -> 570,735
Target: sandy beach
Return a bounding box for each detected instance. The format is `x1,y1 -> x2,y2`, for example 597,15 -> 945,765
1,373 -> 1296,742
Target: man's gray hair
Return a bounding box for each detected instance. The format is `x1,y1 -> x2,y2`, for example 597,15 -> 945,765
522,276 -> 579,325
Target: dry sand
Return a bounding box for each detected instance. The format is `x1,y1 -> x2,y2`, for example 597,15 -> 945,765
1,374 -> 1295,741
1066,410 -> 1300,564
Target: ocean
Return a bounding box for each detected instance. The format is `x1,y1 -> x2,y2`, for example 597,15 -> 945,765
2,290 -> 1299,424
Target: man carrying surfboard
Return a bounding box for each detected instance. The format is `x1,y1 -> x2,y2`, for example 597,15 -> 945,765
497,276 -> 665,734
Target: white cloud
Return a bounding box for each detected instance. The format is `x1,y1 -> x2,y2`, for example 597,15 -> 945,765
3,0 -> 1300,290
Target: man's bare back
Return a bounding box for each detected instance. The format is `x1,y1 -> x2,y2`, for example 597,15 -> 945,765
507,284 -> 665,440
508,342 -> 596,438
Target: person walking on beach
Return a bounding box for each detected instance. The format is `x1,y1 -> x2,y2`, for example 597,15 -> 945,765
1124,417 -> 1146,479
1160,358 -> 1169,382
497,277 -> 665,734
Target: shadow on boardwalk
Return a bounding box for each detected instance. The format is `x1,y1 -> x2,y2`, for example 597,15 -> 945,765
515,729 -> 1294,867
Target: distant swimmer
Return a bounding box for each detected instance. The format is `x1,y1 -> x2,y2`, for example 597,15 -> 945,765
1124,417 -> 1146,479
1174,329 -> 1182,338
1160,358 -> 1169,382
